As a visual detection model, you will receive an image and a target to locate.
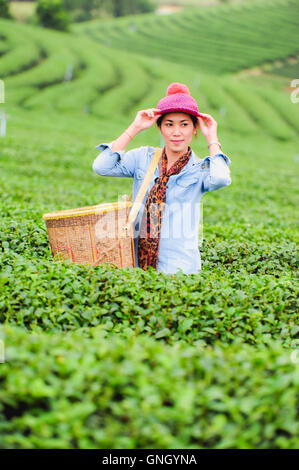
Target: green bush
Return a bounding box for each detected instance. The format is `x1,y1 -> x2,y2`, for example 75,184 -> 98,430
36,0 -> 70,31
0,251 -> 297,348
0,0 -> 12,19
0,324 -> 298,449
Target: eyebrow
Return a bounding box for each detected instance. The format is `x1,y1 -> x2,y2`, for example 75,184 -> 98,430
164,119 -> 189,122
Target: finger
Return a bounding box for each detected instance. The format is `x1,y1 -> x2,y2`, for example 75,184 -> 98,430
201,116 -> 212,122
198,113 -> 213,121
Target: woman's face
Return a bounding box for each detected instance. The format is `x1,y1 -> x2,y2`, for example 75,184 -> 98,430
159,112 -> 197,155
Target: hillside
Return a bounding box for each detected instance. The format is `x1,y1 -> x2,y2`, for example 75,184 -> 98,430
73,0 -> 299,74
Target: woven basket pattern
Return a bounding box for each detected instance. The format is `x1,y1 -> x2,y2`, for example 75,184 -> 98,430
43,201 -> 135,268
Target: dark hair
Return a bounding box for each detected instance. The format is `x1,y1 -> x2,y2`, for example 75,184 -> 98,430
156,112 -> 199,138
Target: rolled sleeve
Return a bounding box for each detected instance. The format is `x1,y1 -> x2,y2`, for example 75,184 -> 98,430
202,152 -> 232,193
92,142 -> 137,177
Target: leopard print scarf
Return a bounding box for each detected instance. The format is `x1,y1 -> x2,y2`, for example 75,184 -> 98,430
137,145 -> 192,271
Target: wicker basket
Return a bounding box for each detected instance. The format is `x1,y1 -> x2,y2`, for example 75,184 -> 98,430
42,147 -> 162,269
42,200 -> 135,268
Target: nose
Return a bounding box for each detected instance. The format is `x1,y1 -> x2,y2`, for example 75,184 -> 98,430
172,126 -> 182,136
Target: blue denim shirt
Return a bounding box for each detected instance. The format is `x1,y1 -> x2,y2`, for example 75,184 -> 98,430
93,142 -> 231,275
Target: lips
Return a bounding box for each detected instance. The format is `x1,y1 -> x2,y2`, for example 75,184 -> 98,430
171,140 -> 183,143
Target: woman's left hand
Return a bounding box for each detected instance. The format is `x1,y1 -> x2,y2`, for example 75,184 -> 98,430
197,113 -> 218,142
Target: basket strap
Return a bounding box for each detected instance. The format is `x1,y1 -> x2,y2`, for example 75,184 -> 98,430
121,147 -> 162,236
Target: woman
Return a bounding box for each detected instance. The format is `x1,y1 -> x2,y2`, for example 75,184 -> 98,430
93,82 -> 232,274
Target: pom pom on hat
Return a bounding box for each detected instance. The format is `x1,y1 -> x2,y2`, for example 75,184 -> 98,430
166,83 -> 190,96
157,82 -> 201,118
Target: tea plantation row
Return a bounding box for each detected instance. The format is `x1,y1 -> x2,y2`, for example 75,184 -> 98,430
0,249 -> 298,348
73,0 -> 299,74
0,324 -> 298,449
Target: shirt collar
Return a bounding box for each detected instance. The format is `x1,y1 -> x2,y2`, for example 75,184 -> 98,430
151,147 -> 202,177
174,148 -> 201,176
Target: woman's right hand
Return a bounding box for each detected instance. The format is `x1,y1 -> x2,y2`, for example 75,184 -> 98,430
131,108 -> 162,132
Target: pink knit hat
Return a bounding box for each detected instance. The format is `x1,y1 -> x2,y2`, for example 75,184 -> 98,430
157,82 -> 202,118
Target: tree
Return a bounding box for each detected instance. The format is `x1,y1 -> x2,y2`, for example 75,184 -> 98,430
62,0 -> 155,20
36,0 -> 70,31
0,0 -> 13,19
63,0 -> 100,22
108,0 -> 155,17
